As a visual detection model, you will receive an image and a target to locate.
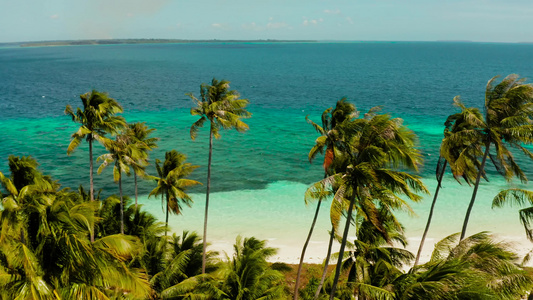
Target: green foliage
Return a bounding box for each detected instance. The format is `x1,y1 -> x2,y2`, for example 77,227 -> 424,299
65,90 -> 125,151
65,90 -> 126,203
0,156 -> 151,299
188,78 -> 252,140
218,236 -> 286,300
442,74 -> 533,239
149,150 -> 201,235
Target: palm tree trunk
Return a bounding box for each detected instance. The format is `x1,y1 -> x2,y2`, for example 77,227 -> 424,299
89,139 -> 94,202
165,192 -> 169,236
414,160 -> 447,266
460,142 -> 490,240
89,138 -> 95,243
202,128 -> 214,275
330,194 -> 356,300
134,172 -> 138,210
119,171 -> 124,235
314,225 -> 335,300
294,198 -> 322,300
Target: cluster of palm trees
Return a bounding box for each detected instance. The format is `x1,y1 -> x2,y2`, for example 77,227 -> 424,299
0,155 -> 286,299
2,74 -> 533,299
294,74 -> 533,299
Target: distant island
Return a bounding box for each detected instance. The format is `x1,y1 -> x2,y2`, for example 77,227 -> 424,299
15,39 -> 318,47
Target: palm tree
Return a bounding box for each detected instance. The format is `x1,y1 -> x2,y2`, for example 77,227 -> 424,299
323,112 -> 428,299
149,150 -> 201,236
219,236 -> 286,300
149,231 -> 221,299
335,209 -> 412,300
401,232 -> 533,299
0,155 -> 58,244
492,188 -> 533,262
0,157 -> 151,299
65,90 -> 125,203
442,74 -> 533,240
97,134 -> 140,234
295,98 -> 358,299
125,122 -> 158,209
188,78 -> 251,274
414,99 -> 483,266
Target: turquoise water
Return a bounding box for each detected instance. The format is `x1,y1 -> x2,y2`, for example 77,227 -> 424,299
1,42 -> 533,259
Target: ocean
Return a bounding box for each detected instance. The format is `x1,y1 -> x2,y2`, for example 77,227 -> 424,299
1,42 -> 532,261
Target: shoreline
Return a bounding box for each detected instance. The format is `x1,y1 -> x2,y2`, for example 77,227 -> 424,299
208,231 -> 532,267
136,179 -> 532,267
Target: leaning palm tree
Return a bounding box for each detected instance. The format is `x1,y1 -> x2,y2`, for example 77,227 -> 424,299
442,74 -> 533,240
149,150 -> 201,236
414,99 -> 483,266
65,90 -> 126,203
125,122 -> 158,209
323,112 -> 428,299
188,78 -> 251,274
294,98 -> 357,300
97,134 -> 141,234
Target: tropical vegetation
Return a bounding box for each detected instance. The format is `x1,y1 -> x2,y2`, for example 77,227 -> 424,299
1,75 -> 533,299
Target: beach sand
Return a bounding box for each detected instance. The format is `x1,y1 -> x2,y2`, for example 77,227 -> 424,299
138,178 -> 532,266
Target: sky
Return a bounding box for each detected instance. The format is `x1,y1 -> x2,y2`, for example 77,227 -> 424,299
1,0 -> 533,43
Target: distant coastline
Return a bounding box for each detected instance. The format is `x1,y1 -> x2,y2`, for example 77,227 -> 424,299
2,39 -> 533,48
10,38 -> 318,48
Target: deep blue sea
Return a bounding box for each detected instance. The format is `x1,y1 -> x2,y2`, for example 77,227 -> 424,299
1,42 -> 532,261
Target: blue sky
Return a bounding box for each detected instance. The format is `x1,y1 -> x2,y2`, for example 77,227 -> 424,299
1,0 -> 533,43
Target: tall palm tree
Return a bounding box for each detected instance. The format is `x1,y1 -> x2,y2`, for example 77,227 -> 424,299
414,99 -> 483,266
125,122 -> 158,209
442,74 -> 533,240
188,78 -> 251,274
294,98 -> 358,299
97,134 -> 140,234
323,112 -> 428,299
65,90 -> 125,203
149,150 -> 201,236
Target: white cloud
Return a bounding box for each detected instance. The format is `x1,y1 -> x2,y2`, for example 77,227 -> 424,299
324,8 -> 354,25
302,18 -> 323,26
242,20 -> 289,31
126,12 -> 134,17
50,14 -> 59,19
324,9 -> 341,15
242,22 -> 259,30
267,22 -> 288,29
212,23 -> 230,30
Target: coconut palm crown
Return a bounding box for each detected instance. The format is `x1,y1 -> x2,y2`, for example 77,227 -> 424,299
149,150 -> 201,236
125,122 -> 159,209
442,74 -> 533,240
65,90 -> 126,202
